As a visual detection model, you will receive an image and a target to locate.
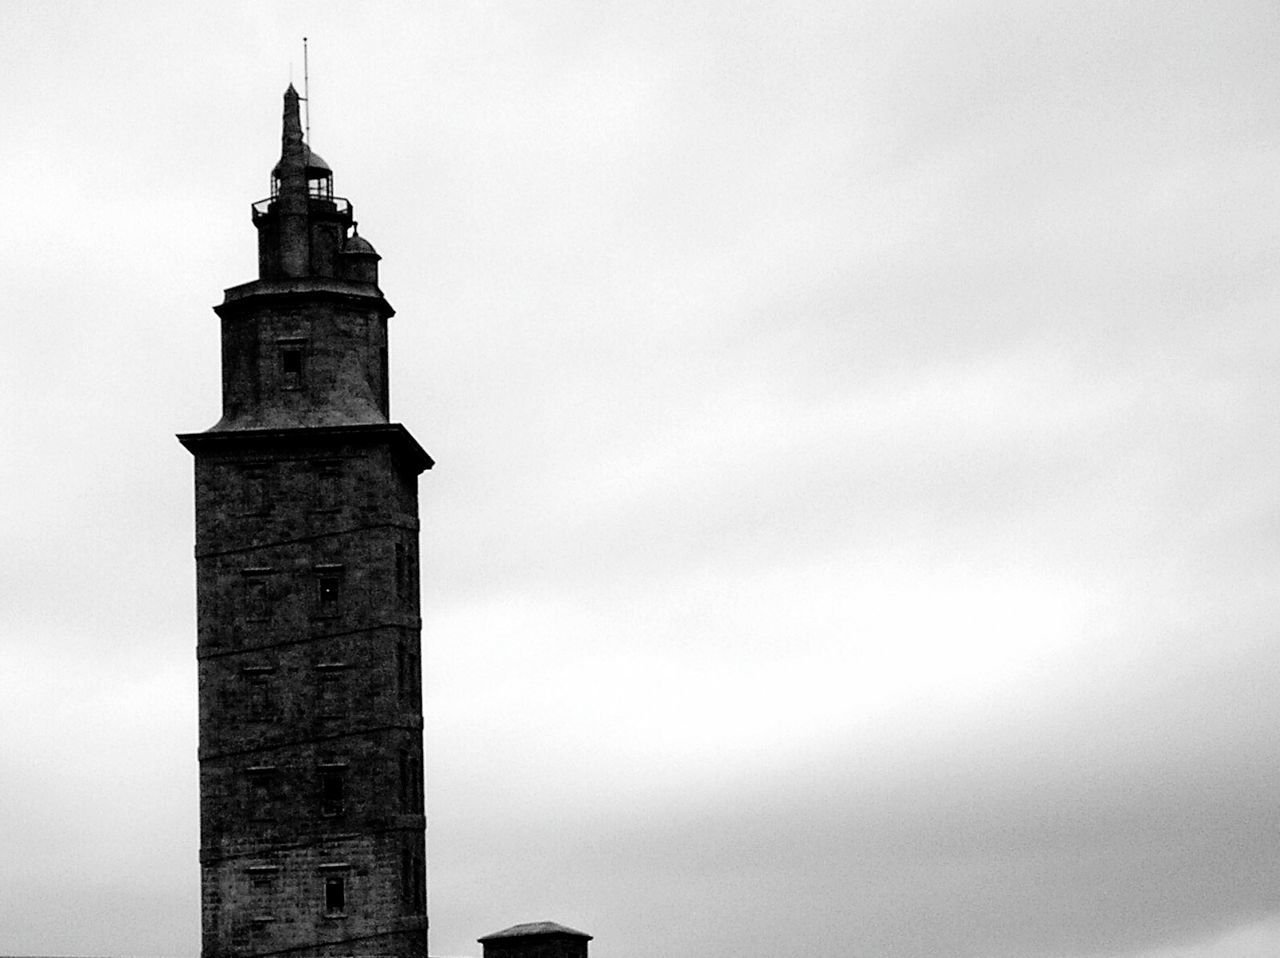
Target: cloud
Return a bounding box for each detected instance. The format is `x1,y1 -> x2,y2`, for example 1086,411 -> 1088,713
6,3 -> 1280,958
1114,917 -> 1280,958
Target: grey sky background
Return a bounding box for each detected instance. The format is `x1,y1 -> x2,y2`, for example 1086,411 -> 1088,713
3,2 -> 1280,957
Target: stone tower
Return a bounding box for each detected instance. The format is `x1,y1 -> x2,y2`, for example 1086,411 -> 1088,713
179,86 -> 431,958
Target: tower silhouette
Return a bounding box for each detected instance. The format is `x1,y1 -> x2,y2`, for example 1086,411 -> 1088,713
179,85 -> 431,958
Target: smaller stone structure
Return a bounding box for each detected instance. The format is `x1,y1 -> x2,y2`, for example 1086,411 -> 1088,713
478,921 -> 592,958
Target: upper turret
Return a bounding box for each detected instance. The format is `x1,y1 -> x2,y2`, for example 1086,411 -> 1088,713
207,87 -> 395,432
250,85 -> 378,285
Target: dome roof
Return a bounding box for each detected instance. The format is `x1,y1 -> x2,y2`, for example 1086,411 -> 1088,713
302,147 -> 331,173
342,232 -> 379,256
272,144 -> 331,179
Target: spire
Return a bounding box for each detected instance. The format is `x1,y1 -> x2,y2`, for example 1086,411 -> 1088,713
282,84 -> 304,155
276,84 -> 310,277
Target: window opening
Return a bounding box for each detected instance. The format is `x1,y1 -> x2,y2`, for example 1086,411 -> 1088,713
308,175 -> 333,200
318,668 -> 345,718
313,460 -> 342,512
245,671 -> 276,721
324,876 -> 345,915
247,768 -> 277,821
279,344 -> 305,390
319,767 -> 346,817
241,571 -> 272,622
316,570 -> 342,613
249,869 -> 277,891
239,465 -> 270,516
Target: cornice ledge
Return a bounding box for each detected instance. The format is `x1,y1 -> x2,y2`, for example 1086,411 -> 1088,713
216,277 -> 394,318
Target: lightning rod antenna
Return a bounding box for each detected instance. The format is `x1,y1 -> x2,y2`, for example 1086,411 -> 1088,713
303,37 -> 311,145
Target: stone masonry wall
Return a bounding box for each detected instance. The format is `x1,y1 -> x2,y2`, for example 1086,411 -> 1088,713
190,428 -> 427,958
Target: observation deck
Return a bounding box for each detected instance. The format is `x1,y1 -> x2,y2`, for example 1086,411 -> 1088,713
252,193 -> 352,222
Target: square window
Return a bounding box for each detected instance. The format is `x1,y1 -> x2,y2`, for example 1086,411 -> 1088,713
247,865 -> 279,913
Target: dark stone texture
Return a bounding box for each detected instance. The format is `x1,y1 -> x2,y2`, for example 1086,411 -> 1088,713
180,87 -> 430,958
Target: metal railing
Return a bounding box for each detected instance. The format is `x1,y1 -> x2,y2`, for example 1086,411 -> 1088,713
252,196 -> 351,222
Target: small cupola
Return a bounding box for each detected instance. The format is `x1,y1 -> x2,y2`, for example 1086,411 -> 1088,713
339,225 -> 381,284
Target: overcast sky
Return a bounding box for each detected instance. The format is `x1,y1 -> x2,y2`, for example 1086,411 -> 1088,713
3,2 -> 1280,957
